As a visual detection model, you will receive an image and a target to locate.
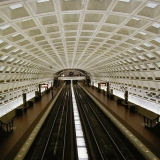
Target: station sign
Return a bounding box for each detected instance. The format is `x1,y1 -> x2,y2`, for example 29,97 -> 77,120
99,83 -> 106,86
40,84 -> 48,88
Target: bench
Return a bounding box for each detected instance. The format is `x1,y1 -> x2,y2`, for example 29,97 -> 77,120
27,100 -> 33,107
117,98 -> 127,107
144,115 -> 160,128
0,118 -> 13,132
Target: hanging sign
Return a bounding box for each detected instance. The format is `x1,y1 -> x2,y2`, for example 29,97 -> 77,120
40,84 -> 48,88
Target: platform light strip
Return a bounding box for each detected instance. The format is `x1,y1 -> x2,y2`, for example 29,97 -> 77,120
71,80 -> 88,160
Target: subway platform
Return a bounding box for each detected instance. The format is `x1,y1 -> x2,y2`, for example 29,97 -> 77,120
0,87 -> 61,160
82,84 -> 160,159
0,83 -> 160,159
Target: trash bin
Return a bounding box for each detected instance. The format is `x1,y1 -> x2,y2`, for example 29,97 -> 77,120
130,105 -> 136,113
124,103 -> 128,109
110,94 -> 114,100
35,96 -> 39,102
117,98 -> 122,105
16,108 -> 23,116
23,107 -> 27,112
28,100 -> 33,107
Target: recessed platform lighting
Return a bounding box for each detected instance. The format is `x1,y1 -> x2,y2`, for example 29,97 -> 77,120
10,4 -> 23,10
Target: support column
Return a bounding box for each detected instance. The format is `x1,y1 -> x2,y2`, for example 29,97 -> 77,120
54,77 -> 58,87
107,82 -> 110,98
86,76 -> 90,87
39,84 -> 41,99
22,93 -> 27,111
124,90 -> 128,104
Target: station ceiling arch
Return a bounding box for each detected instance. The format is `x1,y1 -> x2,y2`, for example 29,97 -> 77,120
0,0 -> 160,107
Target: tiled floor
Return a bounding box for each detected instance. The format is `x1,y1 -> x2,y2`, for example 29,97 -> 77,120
0,83 -> 160,160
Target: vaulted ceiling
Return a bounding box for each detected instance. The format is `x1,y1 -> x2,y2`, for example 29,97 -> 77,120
0,0 -> 160,106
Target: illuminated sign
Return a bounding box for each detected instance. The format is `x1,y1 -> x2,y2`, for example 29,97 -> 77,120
40,84 -> 48,88
99,83 -> 106,86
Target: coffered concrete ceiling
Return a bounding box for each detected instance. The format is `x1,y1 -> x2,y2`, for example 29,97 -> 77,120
0,0 -> 160,107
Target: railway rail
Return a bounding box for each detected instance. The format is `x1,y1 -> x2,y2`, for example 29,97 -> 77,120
23,83 -> 146,160
74,84 -> 145,160
24,85 -> 77,160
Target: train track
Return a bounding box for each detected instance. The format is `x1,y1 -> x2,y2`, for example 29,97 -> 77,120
24,85 -> 78,160
24,83 -> 146,160
74,84 -> 145,160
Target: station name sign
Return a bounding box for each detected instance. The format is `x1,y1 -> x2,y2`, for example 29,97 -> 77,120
99,83 -> 106,86
40,84 -> 48,88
